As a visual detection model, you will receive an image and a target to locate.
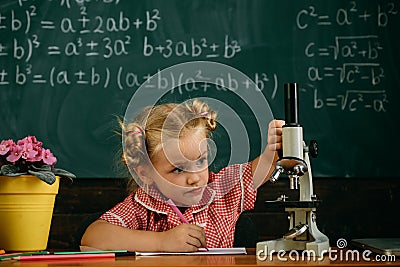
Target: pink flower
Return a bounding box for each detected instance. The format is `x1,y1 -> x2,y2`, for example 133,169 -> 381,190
6,144 -> 23,163
26,146 -> 43,162
1,136 -> 58,166
0,139 -> 14,155
18,136 -> 42,147
42,149 -> 57,166
21,143 -> 39,160
0,136 -> 75,186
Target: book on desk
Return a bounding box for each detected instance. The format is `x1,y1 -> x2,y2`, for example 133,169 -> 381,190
352,238 -> 400,256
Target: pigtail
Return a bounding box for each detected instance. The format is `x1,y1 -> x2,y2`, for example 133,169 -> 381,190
204,114 -> 217,132
189,99 -> 217,132
120,121 -> 148,170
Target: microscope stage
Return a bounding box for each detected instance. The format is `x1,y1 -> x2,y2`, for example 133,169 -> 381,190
265,200 -> 322,211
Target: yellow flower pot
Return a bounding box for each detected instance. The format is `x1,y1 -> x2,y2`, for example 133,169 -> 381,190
0,175 -> 59,251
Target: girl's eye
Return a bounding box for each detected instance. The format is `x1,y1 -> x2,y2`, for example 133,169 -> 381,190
172,166 -> 184,174
197,157 -> 207,166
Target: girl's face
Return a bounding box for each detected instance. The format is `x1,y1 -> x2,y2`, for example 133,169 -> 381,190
147,129 -> 209,206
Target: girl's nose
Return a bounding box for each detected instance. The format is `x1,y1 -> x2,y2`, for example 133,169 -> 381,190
187,172 -> 201,186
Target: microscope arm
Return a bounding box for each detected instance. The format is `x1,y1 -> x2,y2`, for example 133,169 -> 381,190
300,142 -> 314,201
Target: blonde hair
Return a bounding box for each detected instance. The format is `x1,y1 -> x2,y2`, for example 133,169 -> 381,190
121,99 -> 217,193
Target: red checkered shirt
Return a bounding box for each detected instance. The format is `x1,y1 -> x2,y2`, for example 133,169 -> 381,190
100,162 -> 256,248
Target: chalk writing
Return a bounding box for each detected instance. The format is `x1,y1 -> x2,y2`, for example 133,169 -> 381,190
0,0 -> 398,114
296,1 -> 398,112
296,1 -> 398,28
312,85 -> 388,112
0,3 -> 242,62
0,64 -> 278,98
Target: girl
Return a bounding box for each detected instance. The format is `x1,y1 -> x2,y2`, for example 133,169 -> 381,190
81,99 -> 284,252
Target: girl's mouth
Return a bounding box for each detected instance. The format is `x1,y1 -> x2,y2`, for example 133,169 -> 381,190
186,187 -> 204,195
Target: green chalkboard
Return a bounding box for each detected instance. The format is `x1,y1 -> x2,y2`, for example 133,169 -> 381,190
1,0 -> 399,178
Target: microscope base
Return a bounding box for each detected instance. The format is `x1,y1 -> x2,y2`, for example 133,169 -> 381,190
256,238 -> 330,258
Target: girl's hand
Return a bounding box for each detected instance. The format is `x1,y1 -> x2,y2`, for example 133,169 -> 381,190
159,224 -> 207,252
267,120 -> 285,152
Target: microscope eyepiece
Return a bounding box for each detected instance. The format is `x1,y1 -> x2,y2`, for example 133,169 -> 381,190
284,83 -> 300,126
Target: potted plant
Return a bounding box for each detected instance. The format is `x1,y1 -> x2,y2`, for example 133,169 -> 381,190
0,136 -> 75,251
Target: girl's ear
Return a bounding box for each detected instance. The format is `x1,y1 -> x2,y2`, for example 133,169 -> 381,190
134,165 -> 153,185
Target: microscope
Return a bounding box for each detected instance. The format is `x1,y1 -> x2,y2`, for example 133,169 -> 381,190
256,83 -> 329,257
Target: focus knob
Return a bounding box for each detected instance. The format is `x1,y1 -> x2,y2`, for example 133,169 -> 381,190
309,140 -> 318,158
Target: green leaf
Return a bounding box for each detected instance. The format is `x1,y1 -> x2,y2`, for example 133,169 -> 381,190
31,164 -> 52,171
52,168 -> 76,179
28,170 -> 56,185
0,164 -> 26,176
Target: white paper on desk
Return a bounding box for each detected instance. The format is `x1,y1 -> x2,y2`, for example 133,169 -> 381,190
80,245 -> 102,251
136,247 -> 247,256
